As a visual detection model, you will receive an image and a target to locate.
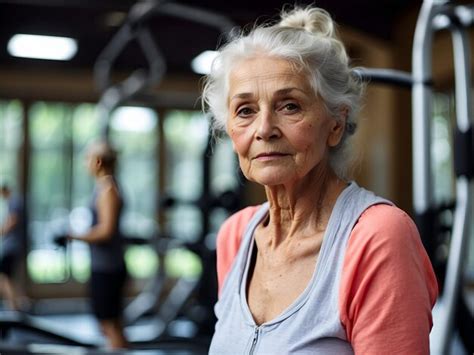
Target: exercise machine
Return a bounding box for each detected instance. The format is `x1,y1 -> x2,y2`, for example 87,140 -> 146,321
0,0 -> 237,351
413,2 -> 473,354
93,0 -> 239,345
357,1 -> 474,353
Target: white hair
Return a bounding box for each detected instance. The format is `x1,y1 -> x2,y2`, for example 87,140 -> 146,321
202,6 -> 365,178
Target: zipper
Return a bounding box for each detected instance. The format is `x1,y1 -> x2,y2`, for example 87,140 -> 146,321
249,326 -> 260,355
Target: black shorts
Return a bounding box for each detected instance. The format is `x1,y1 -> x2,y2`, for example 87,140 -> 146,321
0,253 -> 19,277
89,268 -> 127,320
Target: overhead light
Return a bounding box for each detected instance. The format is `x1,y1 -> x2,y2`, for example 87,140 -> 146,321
110,106 -> 157,133
7,34 -> 77,61
191,50 -> 218,75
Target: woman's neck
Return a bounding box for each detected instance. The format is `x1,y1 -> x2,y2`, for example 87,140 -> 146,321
263,166 -> 347,246
95,170 -> 114,181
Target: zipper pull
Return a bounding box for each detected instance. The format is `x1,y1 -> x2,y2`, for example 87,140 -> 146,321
249,326 -> 259,355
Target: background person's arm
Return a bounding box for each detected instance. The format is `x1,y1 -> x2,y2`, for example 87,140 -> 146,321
0,211 -> 19,236
70,183 -> 121,244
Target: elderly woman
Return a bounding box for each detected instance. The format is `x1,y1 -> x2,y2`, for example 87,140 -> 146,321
203,6 -> 438,355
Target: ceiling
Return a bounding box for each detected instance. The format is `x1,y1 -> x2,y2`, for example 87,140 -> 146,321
0,0 -> 421,80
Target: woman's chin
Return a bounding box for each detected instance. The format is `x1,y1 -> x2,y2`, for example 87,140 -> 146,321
250,173 -> 295,187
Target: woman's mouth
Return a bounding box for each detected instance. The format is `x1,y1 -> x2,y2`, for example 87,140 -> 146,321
254,152 -> 289,161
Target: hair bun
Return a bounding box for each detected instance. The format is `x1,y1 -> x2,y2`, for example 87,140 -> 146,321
279,7 -> 335,38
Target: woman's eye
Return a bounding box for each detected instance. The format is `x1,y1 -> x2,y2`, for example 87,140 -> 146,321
237,107 -> 254,117
282,103 -> 299,112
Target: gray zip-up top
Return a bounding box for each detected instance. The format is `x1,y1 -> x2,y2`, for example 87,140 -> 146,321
209,182 -> 391,354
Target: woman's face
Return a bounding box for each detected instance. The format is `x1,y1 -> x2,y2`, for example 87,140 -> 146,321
226,56 -> 344,186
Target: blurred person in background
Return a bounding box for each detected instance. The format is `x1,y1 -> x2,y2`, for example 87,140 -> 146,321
61,140 -> 128,349
0,184 -> 27,311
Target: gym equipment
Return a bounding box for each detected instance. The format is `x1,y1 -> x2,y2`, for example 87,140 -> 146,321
0,1 -> 237,351
412,2 -> 473,354
93,0 -> 239,345
94,0 -> 238,341
0,311 -> 99,348
122,234 -> 201,342
4,1 -> 472,353
123,187 -> 240,323
0,336 -> 209,354
357,1 -> 474,354
123,136 -> 243,341
93,0 -> 236,138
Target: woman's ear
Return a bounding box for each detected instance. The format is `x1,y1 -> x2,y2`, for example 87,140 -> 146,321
95,157 -> 103,169
327,107 -> 348,147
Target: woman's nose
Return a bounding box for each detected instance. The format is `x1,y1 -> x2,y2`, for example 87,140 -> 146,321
256,110 -> 281,141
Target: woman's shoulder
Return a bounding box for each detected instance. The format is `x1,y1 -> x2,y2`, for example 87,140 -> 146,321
96,176 -> 122,205
349,203 -> 422,253
97,175 -> 119,192
357,203 -> 418,234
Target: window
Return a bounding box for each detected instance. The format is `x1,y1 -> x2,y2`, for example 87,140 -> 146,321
0,100 -> 23,223
161,110 -> 240,279
28,102 -> 74,282
27,102 -> 160,283
163,110 -> 209,243
9,100 -> 240,290
0,100 -> 23,190
28,102 -> 100,283
209,133 -> 240,232
110,106 -> 159,238
162,110 -> 239,241
109,106 -> 160,279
